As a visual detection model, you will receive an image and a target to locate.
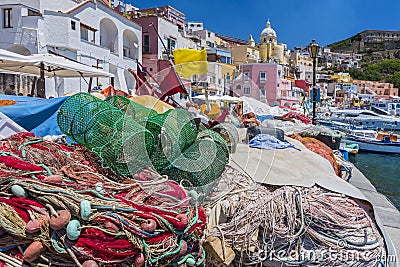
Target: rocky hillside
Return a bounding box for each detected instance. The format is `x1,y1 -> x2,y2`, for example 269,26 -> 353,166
328,30 -> 400,65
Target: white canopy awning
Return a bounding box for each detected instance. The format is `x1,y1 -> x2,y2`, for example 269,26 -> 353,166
192,94 -> 241,102
0,49 -> 113,78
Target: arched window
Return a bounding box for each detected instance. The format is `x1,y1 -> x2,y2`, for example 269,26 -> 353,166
100,18 -> 119,54
122,30 -> 138,60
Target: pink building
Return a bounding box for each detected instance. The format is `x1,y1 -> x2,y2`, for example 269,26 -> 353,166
233,63 -> 299,106
353,80 -> 398,99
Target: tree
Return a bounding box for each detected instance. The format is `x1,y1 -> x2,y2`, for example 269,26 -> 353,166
387,71 -> 400,90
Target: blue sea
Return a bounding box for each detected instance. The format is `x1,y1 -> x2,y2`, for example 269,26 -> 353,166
350,152 -> 400,210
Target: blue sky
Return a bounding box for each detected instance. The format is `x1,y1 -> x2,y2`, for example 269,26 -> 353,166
131,0 -> 400,49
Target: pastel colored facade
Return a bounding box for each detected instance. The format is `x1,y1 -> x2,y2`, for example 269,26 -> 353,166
137,6 -> 185,30
133,15 -> 198,76
185,22 -> 204,33
353,80 -> 398,99
290,51 -> 313,81
231,36 -> 260,66
233,63 -> 299,106
0,0 -> 142,96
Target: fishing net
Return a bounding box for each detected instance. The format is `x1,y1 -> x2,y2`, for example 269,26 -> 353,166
105,95 -> 158,121
0,132 -> 206,266
210,122 -> 239,153
141,109 -> 198,171
204,166 -> 386,267
161,130 -> 229,199
57,93 -> 155,176
58,93 -> 230,198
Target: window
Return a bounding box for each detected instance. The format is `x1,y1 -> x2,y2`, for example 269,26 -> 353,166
243,86 -> 250,95
71,21 -> 76,30
244,71 -> 250,81
277,70 -> 281,77
207,32 -> 211,38
166,37 -> 176,54
28,9 -> 40,16
260,89 -> 266,97
3,8 -> 12,28
80,26 -> 89,41
236,85 -> 241,90
260,72 -> 266,82
143,35 -> 150,54
80,24 -> 96,43
193,74 -> 198,81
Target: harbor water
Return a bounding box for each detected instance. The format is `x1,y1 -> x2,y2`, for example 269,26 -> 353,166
350,152 -> 400,210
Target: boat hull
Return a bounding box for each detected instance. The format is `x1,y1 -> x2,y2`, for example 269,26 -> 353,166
345,136 -> 400,154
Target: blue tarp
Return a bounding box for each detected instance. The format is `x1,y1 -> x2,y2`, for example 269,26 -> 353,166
249,134 -> 300,150
256,115 -> 274,123
0,95 -> 68,137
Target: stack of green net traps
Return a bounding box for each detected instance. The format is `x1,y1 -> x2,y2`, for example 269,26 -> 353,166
58,93 -> 238,198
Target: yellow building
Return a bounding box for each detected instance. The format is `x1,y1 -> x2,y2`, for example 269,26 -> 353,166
259,20 -> 286,64
330,72 -> 353,84
231,35 -> 260,66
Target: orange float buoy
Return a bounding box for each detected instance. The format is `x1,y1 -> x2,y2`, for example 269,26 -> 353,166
140,219 -> 157,233
176,214 -> 188,226
23,241 -> 44,262
50,210 -> 71,230
82,260 -> 98,267
134,252 -> 145,267
43,175 -> 63,184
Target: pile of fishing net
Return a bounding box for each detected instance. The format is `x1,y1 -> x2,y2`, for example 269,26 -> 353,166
203,166 -> 386,267
280,111 -> 312,124
290,134 -> 342,177
57,93 -> 236,198
0,132 -> 206,266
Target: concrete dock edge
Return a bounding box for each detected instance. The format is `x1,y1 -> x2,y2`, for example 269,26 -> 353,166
350,165 -> 400,266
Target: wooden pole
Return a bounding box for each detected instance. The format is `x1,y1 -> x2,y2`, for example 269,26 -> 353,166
88,77 -> 93,93
38,62 -> 45,98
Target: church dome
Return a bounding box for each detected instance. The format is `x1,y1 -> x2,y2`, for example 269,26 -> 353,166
260,20 -> 276,37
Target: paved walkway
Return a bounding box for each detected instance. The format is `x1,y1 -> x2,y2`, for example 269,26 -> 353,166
350,166 -> 400,266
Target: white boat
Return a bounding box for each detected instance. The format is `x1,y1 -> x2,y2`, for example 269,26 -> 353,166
371,99 -> 400,116
344,129 -> 400,154
329,109 -> 400,131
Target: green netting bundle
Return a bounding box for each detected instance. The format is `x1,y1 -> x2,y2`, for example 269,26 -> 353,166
105,95 -> 158,121
58,93 -> 155,176
160,130 -> 229,197
57,93 -> 231,196
142,109 -> 198,171
211,123 -> 239,153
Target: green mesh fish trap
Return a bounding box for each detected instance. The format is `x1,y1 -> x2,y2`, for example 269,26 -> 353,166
160,130 -> 229,198
142,109 -> 198,171
57,93 -> 155,176
211,123 -> 239,154
105,95 -> 158,121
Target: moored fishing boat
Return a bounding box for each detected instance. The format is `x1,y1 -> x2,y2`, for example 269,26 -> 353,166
344,129 -> 400,154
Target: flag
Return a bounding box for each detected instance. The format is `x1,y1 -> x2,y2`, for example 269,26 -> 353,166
158,60 -> 188,97
128,65 -> 153,96
172,48 -> 208,78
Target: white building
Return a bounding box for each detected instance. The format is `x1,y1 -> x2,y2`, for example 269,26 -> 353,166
0,0 -> 142,96
185,22 -> 203,33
